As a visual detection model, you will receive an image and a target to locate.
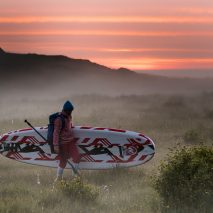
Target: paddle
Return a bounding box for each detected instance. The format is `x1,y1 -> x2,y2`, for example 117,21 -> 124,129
24,120 -> 47,142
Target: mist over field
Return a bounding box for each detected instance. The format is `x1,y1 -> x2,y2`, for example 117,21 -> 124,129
0,50 -> 213,213
138,69 -> 213,79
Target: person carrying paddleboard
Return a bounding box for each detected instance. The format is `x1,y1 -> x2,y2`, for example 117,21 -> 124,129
53,101 -> 81,180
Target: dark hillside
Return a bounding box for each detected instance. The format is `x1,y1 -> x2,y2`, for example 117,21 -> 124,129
0,48 -> 213,96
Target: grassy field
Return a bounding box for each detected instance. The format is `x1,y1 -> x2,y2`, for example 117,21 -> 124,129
0,93 -> 213,213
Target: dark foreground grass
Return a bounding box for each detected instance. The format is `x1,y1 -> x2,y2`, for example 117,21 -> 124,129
0,159 -> 159,213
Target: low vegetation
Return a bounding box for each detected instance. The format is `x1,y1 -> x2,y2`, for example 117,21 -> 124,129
53,177 -> 99,202
0,93 -> 213,213
154,145 -> 213,213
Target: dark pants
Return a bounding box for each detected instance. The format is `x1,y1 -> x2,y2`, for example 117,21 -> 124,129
59,142 -> 81,168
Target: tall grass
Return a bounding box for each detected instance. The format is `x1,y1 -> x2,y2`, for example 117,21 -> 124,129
0,93 -> 213,212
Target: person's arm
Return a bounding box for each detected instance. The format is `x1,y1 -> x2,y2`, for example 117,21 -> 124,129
53,117 -> 62,153
70,115 -> 73,128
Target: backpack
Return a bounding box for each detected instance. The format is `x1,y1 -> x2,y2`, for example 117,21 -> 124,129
47,112 -> 65,153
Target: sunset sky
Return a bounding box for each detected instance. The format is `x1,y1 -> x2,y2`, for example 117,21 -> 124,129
0,0 -> 213,71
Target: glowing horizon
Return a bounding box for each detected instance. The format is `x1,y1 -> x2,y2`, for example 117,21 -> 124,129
0,0 -> 213,71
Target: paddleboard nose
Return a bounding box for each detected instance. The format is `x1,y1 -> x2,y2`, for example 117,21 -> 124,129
138,134 -> 155,154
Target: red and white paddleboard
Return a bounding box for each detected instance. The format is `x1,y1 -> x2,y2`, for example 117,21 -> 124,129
0,126 -> 155,169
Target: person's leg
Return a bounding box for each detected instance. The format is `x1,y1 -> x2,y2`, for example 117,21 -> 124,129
55,144 -> 69,180
69,142 -> 81,175
56,166 -> 64,180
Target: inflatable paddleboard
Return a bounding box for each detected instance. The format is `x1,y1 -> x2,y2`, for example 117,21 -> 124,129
0,126 -> 155,169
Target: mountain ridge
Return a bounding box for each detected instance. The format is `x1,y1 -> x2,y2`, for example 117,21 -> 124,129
0,47 -> 5,54
0,48 -> 213,95
0,47 -> 136,76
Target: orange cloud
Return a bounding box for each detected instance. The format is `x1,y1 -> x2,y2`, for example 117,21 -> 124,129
95,57 -> 213,70
0,16 -> 213,24
0,30 -> 212,37
102,48 -> 213,53
177,8 -> 213,15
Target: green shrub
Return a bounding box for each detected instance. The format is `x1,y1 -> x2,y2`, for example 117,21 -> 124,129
153,145 -> 213,213
54,177 -> 99,202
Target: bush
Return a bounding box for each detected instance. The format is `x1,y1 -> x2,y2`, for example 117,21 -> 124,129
53,177 -> 99,202
154,145 -> 213,213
